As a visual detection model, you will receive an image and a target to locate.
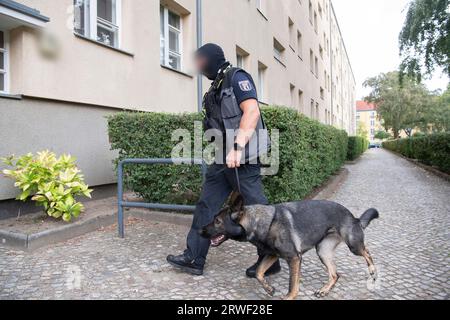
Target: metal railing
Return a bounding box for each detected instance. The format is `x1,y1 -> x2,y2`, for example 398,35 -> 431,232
117,158 -> 205,238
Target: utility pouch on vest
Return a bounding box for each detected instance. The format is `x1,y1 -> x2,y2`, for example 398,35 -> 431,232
220,87 -> 242,131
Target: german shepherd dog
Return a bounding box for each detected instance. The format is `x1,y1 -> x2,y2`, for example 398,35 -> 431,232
201,193 -> 379,300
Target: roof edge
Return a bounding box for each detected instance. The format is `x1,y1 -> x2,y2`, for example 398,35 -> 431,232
0,0 -> 50,22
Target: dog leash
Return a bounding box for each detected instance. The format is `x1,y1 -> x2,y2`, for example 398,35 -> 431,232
234,167 -> 242,193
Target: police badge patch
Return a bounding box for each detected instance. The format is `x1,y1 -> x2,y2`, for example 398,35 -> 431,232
238,80 -> 253,92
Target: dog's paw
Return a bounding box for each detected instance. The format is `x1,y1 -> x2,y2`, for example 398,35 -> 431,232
264,286 -> 276,297
281,295 -> 296,301
314,289 -> 329,298
369,267 -> 377,281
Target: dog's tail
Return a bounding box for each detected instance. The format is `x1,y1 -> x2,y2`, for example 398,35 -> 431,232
359,208 -> 379,230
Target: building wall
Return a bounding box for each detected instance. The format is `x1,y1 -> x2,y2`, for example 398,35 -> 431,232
0,97 -> 118,200
356,109 -> 383,142
1,0 -> 356,200
10,0 -> 355,130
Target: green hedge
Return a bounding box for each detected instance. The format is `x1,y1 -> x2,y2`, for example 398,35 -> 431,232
107,106 -> 348,205
383,133 -> 450,174
347,136 -> 369,161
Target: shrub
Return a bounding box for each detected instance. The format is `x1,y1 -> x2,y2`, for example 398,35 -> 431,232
2,151 -> 93,222
347,136 -> 369,161
383,133 -> 450,174
107,106 -> 348,205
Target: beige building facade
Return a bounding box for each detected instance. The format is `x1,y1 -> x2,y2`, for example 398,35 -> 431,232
0,0 -> 356,200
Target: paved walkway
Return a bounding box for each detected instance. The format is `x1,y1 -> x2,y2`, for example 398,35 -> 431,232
0,149 -> 449,300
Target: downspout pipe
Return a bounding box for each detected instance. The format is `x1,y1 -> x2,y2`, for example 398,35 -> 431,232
196,0 -> 203,113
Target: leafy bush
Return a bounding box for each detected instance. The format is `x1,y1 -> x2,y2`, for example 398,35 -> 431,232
383,133 -> 450,174
347,136 -> 369,161
2,151 -> 93,222
107,106 -> 348,205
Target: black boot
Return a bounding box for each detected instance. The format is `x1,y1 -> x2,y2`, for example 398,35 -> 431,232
167,254 -> 204,276
246,256 -> 281,278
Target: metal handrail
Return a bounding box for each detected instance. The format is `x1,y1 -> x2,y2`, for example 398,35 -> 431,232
117,158 -> 205,238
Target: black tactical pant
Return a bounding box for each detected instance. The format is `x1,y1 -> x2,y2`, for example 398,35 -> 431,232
184,164 -> 268,268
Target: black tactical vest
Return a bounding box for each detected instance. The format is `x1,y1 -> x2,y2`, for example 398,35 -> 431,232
203,67 -> 270,163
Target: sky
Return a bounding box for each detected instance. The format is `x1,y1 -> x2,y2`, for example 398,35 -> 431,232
332,0 -> 449,99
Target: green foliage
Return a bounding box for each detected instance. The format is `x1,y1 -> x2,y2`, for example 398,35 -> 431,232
399,0 -> 449,81
357,122 -> 369,140
364,71 -> 433,138
374,130 -> 392,140
107,107 -> 348,205
383,133 -> 450,174
347,136 -> 369,161
2,151 -> 92,222
423,85 -> 450,132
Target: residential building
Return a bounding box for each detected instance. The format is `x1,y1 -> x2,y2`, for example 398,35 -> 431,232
356,101 -> 382,142
0,0 -> 356,200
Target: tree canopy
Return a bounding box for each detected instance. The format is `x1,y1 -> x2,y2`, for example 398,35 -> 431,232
364,71 -> 432,138
399,0 -> 449,81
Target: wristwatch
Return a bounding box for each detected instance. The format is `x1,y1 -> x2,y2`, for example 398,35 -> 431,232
234,143 -> 245,152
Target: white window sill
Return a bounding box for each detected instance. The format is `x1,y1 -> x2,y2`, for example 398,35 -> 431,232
161,65 -> 193,78
274,56 -> 286,68
74,33 -> 134,57
0,93 -> 22,100
257,8 -> 268,21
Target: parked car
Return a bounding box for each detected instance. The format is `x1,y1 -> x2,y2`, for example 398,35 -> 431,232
369,143 -> 381,149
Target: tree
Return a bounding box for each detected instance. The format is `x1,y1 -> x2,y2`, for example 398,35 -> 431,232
399,0 -> 450,82
374,130 -> 392,140
422,85 -> 450,132
357,122 -> 369,140
364,71 -> 431,138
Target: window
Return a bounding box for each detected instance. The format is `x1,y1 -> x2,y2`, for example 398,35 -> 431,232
314,11 -> 318,33
314,56 -> 319,76
310,99 -> 315,119
160,6 -> 182,71
318,3 -> 323,18
319,45 -> 323,59
288,18 -> 296,51
320,87 -> 324,100
273,38 -> 285,63
290,84 -> 296,107
74,0 -> 121,48
310,49 -> 314,73
309,1 -> 313,25
0,30 -> 9,93
298,90 -> 304,113
236,46 -> 249,69
258,62 -> 267,102
297,31 -> 303,58
236,54 -> 244,68
316,102 -> 320,120
257,0 -> 266,15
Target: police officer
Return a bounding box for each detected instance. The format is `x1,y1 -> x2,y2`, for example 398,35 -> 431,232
167,43 -> 281,277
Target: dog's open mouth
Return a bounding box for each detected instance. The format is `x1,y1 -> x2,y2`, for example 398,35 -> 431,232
210,234 -> 228,247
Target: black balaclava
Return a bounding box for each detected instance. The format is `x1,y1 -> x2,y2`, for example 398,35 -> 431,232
196,43 -> 227,81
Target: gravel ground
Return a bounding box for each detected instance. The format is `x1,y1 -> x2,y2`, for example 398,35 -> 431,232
0,149 -> 448,300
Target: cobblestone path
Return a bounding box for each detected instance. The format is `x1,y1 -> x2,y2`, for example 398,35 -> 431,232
0,149 -> 448,300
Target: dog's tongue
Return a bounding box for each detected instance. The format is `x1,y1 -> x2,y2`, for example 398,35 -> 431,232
211,235 -> 225,247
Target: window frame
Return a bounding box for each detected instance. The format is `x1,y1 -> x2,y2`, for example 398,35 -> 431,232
160,5 -> 183,71
0,30 -> 10,94
74,0 -> 122,49
257,63 -> 267,103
